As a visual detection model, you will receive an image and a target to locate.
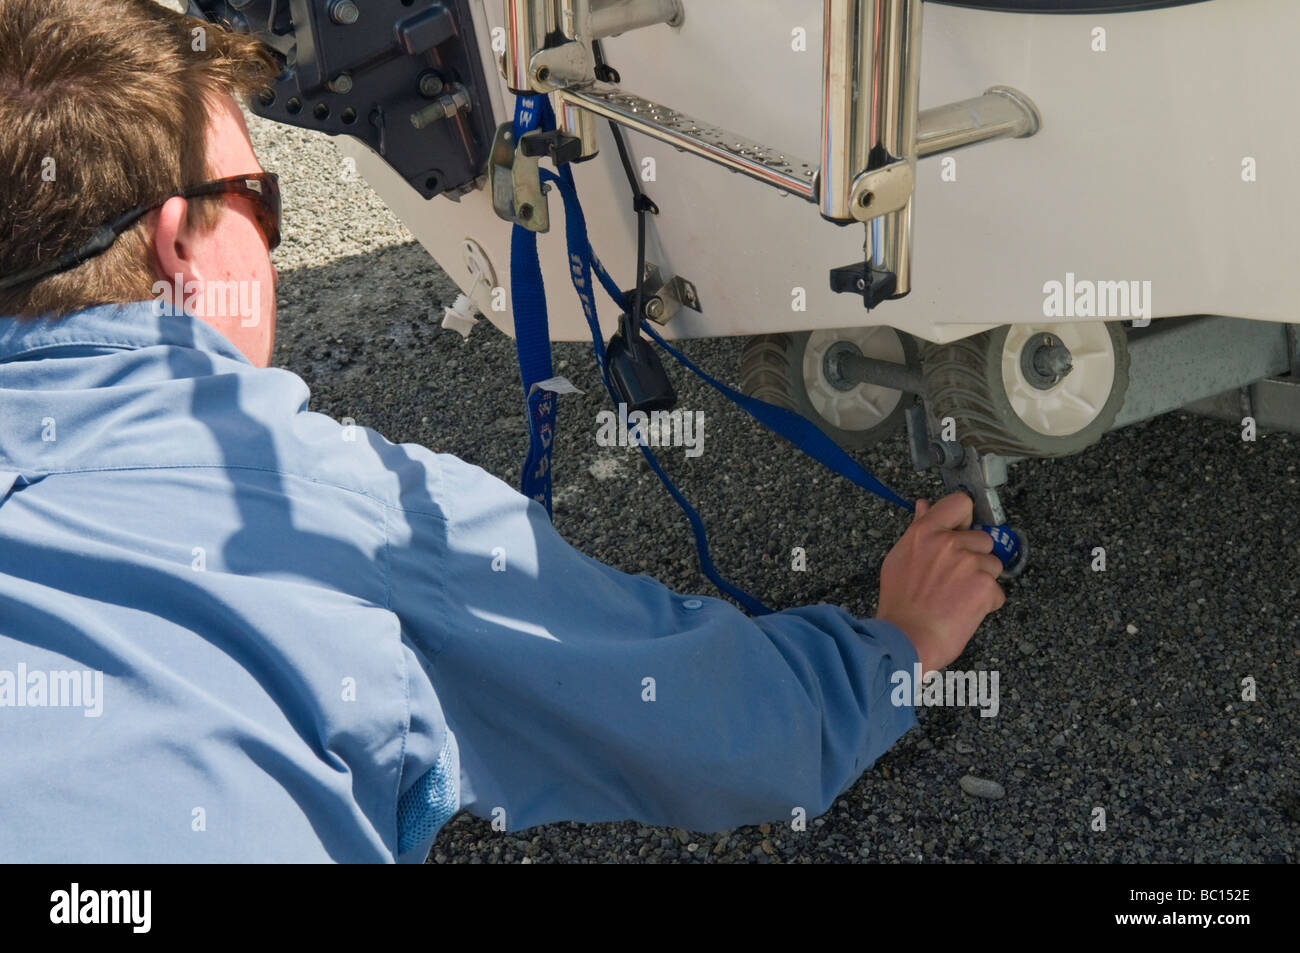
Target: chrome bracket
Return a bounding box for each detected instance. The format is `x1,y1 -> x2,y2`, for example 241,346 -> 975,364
849,160 -> 915,221
640,262 -> 703,325
528,41 -> 594,92
489,122 -> 550,232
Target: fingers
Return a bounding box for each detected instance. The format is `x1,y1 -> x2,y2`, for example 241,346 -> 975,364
878,491 -> 1010,672
908,494 -> 1011,615
965,560 -> 1007,614
920,492 -> 974,531
955,529 -> 996,554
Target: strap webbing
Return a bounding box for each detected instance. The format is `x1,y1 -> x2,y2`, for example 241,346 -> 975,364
510,96 -> 559,514
508,96 -> 921,615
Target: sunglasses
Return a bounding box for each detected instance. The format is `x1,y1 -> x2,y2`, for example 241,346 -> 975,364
0,172 -> 282,293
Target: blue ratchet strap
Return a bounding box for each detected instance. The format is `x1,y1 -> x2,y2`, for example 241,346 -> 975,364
539,167 -> 774,615
581,207 -> 1023,570
593,264 -> 1024,570
513,98 -> 1021,609
577,229 -> 1032,569
510,96 -> 559,515
629,315 -> 1024,567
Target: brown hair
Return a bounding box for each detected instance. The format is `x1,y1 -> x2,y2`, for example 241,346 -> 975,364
0,0 -> 276,319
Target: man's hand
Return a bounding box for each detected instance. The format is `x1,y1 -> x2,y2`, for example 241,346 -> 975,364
876,493 -> 1006,674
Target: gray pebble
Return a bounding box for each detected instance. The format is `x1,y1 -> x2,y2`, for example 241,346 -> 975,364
959,775 -> 1006,800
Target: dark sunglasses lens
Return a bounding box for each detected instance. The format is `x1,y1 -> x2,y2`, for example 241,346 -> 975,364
253,175 -> 281,250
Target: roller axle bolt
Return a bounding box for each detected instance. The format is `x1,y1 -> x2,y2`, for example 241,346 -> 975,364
1022,332 -> 1074,389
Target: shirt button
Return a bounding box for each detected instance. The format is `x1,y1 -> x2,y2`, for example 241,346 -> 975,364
682,599 -> 703,610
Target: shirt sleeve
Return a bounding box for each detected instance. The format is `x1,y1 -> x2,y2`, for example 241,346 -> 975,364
393,633 -> 462,863
385,449 -> 918,835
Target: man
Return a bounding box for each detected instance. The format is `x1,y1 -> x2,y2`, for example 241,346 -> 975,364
0,0 -> 1005,862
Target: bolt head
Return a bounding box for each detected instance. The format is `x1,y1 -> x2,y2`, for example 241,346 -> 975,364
330,0 -> 359,25
419,73 -> 444,98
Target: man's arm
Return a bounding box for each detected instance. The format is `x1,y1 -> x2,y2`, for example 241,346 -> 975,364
385,448 -> 999,834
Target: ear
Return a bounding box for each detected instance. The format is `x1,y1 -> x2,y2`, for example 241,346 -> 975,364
151,196 -> 203,305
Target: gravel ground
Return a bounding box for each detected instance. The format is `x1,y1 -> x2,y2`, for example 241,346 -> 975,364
248,116 -> 1300,865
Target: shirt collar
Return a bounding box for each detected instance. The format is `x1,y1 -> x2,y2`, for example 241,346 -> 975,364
0,301 -> 251,366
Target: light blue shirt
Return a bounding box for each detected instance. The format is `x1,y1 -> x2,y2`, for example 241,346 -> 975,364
0,302 -> 917,862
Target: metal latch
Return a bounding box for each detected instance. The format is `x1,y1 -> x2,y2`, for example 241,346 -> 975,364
639,262 -> 703,325
489,122 -> 549,232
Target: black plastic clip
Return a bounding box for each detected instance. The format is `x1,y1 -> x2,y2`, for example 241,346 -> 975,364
606,318 -> 677,414
520,130 -> 583,166
829,262 -> 898,310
